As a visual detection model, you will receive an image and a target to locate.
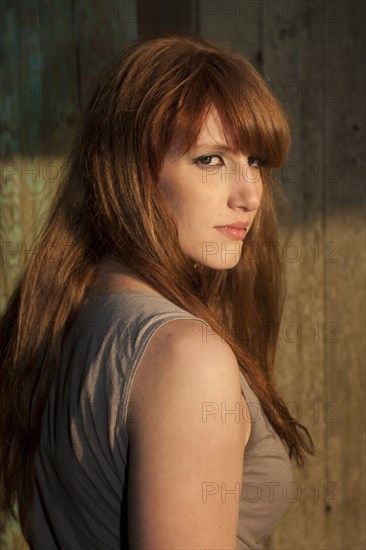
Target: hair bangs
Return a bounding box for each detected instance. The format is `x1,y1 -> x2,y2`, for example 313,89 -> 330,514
144,61 -> 213,183
215,89 -> 291,170
155,76 -> 215,160
204,56 -> 291,169
147,50 -> 291,177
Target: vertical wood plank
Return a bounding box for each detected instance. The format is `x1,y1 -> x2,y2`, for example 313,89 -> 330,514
201,1 -> 336,548
1,1 -> 364,549
1,0 -> 80,316
324,1 -> 365,548
263,1 -> 327,548
199,1 -> 366,548
199,0 -> 260,64
78,0 -> 137,108
0,1 -> 138,548
1,0 -> 25,316
137,0 -> 199,37
1,1 -> 79,544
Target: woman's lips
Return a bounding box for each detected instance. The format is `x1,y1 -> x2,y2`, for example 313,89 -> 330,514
215,226 -> 247,240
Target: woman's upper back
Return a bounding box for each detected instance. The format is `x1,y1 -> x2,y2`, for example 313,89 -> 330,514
29,291 -> 293,550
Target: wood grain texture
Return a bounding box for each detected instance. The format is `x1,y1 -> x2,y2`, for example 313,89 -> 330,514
137,0 -> 199,37
78,0 -> 137,109
0,1 -> 137,548
201,0 -> 365,548
1,0 -> 364,549
267,2 -> 365,548
199,0 -> 261,65
262,1 -> 328,547
324,2 -> 365,548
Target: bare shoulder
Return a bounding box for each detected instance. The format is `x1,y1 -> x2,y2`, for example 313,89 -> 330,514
128,317 -> 244,425
126,317 -> 250,548
144,316 -> 237,367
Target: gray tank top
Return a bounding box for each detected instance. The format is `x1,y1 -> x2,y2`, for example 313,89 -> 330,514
29,291 -> 293,549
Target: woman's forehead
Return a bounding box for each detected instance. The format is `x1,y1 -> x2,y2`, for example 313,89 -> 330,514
168,107 -> 236,157
194,108 -> 230,145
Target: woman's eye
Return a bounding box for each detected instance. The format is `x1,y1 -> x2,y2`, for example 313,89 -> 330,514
195,154 -> 224,167
247,155 -> 263,169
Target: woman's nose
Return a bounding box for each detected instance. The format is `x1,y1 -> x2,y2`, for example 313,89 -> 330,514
227,159 -> 263,211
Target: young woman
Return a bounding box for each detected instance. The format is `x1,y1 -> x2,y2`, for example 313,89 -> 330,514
0,33 -> 314,549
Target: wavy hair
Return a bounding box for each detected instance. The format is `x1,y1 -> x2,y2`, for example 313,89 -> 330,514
0,32 -> 314,541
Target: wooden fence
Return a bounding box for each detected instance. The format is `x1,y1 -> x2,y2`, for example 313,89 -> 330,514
1,1 -> 365,548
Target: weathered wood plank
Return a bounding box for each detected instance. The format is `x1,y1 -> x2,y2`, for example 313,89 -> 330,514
137,0 -> 199,37
0,0 -> 79,316
199,2 -> 325,549
263,1 -> 329,548
200,0 -> 260,65
1,1 -> 364,549
78,0 -> 138,108
324,1 -> 365,548
1,2 -> 79,545
0,1 -> 138,548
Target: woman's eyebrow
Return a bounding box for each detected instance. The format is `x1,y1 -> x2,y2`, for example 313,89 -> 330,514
194,142 -> 234,151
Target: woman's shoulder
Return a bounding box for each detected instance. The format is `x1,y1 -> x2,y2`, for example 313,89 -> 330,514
141,316 -> 224,358
127,316 -> 244,430
126,321 -> 248,549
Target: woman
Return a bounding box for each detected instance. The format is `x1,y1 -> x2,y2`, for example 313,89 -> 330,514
0,33 -> 313,549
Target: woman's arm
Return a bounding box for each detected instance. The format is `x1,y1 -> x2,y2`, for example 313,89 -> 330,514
127,319 -> 248,549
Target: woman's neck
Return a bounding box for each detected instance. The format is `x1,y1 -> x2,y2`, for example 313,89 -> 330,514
87,254 -> 164,298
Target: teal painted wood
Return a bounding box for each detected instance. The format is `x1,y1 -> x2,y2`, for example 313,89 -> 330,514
0,0 -> 23,317
0,1 -> 138,548
78,0 -> 138,110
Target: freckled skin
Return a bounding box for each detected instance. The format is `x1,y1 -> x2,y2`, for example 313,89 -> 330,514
157,106 -> 264,270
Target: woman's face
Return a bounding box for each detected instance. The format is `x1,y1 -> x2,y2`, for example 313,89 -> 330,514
157,107 -> 264,270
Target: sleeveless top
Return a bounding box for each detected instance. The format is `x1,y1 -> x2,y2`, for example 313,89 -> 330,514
29,291 -> 294,549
